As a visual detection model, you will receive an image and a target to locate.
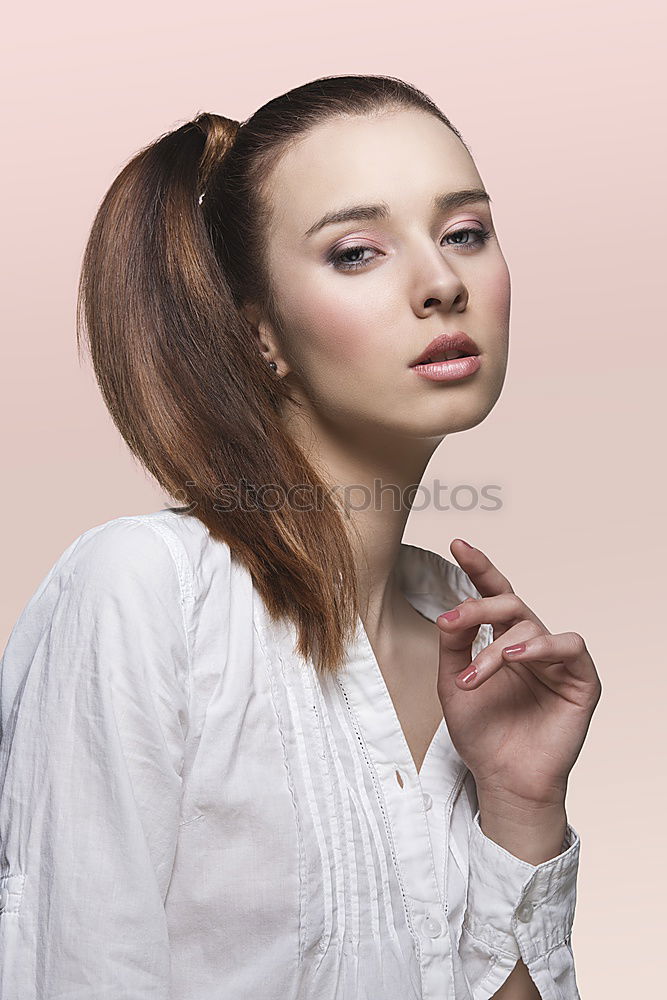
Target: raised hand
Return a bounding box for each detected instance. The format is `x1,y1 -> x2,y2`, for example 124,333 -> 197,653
436,539 -> 602,810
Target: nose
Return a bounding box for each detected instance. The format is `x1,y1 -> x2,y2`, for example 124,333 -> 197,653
412,247 -> 469,318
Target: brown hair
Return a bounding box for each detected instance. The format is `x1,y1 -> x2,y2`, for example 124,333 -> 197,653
76,73 -> 469,676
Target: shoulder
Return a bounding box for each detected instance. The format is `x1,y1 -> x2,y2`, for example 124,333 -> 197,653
3,510 -> 231,663
1,508 -> 235,703
40,508 -> 230,607
20,514 -> 185,623
65,512 -> 182,576
0,514 -> 199,792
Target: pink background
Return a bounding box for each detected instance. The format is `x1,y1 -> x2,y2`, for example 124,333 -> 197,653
2,1 -> 664,992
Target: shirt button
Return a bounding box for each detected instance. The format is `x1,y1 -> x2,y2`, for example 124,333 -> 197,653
516,900 -> 534,922
0,887 -> 8,912
422,916 -> 442,938
423,792 -> 433,811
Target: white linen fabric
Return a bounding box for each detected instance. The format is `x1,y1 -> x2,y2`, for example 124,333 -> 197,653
0,509 -> 581,999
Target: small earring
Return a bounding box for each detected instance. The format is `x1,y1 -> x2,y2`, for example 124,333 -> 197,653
268,361 -> 278,372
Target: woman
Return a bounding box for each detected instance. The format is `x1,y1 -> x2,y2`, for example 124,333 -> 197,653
0,74 -> 601,999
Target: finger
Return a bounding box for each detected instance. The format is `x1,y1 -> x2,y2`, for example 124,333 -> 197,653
437,593 -> 547,637
501,631 -> 597,685
459,629 -> 599,697
454,619 -> 544,688
436,596 -> 481,653
449,539 -> 515,599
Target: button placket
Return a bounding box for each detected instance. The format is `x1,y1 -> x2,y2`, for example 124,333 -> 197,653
338,613 -> 461,998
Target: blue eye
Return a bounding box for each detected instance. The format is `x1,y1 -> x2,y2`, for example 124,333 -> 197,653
445,227 -> 493,251
330,226 -> 493,272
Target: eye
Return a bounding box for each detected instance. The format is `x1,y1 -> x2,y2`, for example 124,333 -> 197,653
330,245 -> 377,270
444,226 -> 493,252
329,226 -> 493,272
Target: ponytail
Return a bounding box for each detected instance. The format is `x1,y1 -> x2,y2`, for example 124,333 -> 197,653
76,111 -> 361,676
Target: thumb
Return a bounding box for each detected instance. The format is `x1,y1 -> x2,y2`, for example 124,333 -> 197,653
436,597 -> 479,677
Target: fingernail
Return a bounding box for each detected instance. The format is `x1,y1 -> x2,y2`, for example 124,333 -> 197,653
457,539 -> 474,548
439,609 -> 460,622
459,666 -> 477,684
503,643 -> 526,656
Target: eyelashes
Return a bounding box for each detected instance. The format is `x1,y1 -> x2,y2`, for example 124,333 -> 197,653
329,226 -> 494,272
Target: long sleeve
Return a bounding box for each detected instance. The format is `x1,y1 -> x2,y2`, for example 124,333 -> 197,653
0,517 -> 191,999
457,769 -> 581,1000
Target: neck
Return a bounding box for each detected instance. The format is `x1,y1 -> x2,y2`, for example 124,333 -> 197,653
281,396 -> 444,648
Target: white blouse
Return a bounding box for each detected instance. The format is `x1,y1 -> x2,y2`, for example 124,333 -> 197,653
0,509 -> 581,1000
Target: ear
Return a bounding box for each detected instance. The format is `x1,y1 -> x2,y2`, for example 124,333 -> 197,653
240,301 -> 289,373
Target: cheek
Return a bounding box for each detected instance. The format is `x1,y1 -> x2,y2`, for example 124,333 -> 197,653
483,260 -> 512,319
287,291 -> 379,365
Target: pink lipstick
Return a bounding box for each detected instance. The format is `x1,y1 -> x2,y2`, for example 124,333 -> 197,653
409,331 -> 481,382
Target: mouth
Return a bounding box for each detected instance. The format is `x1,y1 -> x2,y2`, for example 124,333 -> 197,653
409,331 -> 480,367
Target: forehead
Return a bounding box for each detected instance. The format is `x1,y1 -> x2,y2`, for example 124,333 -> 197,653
265,109 -> 483,241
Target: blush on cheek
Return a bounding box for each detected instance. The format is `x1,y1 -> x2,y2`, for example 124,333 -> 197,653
304,302 -> 371,363
486,263 -> 511,319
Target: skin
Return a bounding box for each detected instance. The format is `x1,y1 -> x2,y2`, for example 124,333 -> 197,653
243,107 -> 602,998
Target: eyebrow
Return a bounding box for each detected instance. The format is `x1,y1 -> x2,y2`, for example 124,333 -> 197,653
303,188 -> 492,239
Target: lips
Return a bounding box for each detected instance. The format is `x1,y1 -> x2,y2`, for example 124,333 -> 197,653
409,331 -> 480,367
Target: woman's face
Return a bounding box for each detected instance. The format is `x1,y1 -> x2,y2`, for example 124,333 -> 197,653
255,108 -> 511,443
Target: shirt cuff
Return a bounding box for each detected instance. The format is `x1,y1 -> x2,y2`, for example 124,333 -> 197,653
458,807 -> 581,998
